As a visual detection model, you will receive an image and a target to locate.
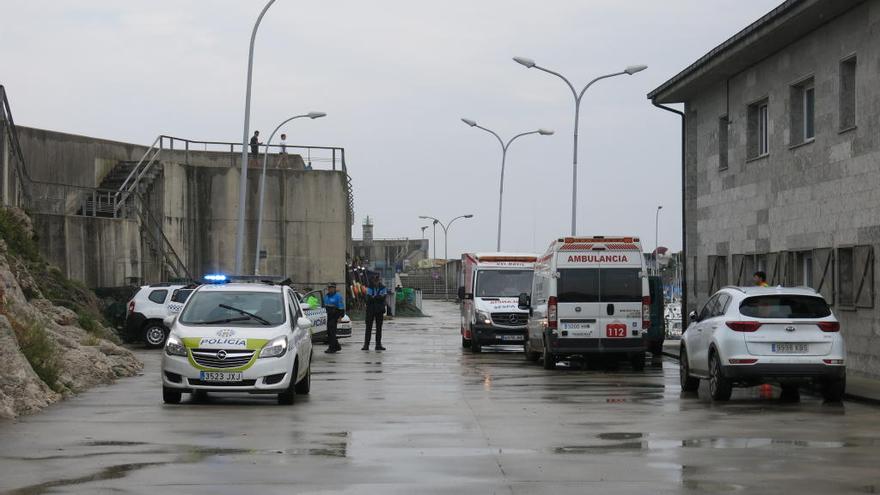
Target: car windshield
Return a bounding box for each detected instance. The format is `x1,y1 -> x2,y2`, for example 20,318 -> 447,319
171,289 -> 194,303
475,270 -> 533,298
179,291 -> 286,326
740,295 -> 832,319
558,268 -> 642,303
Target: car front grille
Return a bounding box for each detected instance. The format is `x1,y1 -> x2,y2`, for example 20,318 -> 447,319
491,312 -> 528,326
191,349 -> 255,369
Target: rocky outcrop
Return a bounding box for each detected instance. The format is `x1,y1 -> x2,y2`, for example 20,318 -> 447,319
0,208 -> 143,420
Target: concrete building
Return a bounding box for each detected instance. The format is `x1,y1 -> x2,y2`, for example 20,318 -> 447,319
0,90 -> 353,289
352,216 -> 429,280
649,0 -> 880,376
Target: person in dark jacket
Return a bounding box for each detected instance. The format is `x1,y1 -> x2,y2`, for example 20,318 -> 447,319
362,275 -> 387,351
249,130 -> 261,156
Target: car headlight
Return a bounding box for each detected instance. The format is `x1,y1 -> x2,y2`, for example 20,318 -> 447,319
165,334 -> 187,357
476,311 -> 492,325
259,335 -> 288,358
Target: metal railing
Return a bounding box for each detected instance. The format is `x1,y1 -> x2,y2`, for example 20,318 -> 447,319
135,191 -> 192,281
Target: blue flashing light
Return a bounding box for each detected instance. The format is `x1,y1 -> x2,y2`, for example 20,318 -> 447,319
204,274 -> 228,283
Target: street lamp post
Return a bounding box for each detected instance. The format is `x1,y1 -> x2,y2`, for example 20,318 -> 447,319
654,205 -> 663,275
235,0 -> 278,275
513,57 -> 647,236
254,112 -> 327,274
461,118 -> 553,250
419,214 -> 474,301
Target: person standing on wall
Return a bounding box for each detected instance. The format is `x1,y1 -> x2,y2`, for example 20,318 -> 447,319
323,283 -> 344,354
362,275 -> 387,351
250,130 -> 261,156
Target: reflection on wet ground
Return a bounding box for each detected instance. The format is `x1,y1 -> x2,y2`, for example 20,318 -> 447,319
1,301 -> 879,494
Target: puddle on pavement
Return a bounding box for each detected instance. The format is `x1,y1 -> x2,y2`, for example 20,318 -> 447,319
597,432 -> 643,441
5,438 -> 350,493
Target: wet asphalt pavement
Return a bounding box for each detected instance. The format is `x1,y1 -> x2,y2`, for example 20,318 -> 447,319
1,300 -> 880,494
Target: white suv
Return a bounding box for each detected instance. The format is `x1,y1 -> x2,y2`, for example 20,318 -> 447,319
161,282 -> 314,405
125,284 -> 193,348
679,286 -> 846,402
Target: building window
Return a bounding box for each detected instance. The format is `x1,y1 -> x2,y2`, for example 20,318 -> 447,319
748,99 -> 769,159
797,251 -> 813,287
718,116 -> 729,170
790,78 -> 815,145
838,247 -> 854,306
840,56 -> 857,130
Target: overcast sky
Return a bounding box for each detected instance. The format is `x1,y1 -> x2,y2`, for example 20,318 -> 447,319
2,0 -> 781,259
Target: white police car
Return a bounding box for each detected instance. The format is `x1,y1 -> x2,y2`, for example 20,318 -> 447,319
161,279 -> 314,405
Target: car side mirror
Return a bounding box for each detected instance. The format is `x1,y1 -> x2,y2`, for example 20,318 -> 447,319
688,310 -> 698,323
517,292 -> 531,310
297,317 -> 313,329
163,315 -> 176,328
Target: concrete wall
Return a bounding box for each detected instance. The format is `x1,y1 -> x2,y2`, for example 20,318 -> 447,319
15,127 -> 352,290
683,1 -> 880,376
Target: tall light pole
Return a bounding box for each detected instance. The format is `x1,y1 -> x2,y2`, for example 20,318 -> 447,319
254,111 -> 327,274
235,0 -> 278,275
655,205 -> 663,275
419,214 -> 474,301
513,57 -> 647,236
461,118 -> 553,250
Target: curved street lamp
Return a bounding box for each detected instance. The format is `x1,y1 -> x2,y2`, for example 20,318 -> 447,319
254,112 -> 327,274
235,0 -> 278,274
513,56 -> 647,236
419,214 -> 474,301
461,117 -> 552,251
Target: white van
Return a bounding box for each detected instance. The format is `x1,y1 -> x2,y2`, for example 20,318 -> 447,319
519,236 -> 649,370
459,253 -> 537,353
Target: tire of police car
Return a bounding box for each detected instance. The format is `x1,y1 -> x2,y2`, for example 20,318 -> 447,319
295,363 -> 311,395
144,323 -> 168,349
278,363 -> 297,405
162,387 -> 181,404
679,347 -> 700,392
542,340 -> 556,370
709,352 -> 733,401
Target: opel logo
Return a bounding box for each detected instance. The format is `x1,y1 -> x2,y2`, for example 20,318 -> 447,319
785,326 -> 796,333
217,350 -> 228,360
217,329 -> 235,338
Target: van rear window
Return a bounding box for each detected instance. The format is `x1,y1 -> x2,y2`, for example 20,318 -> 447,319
740,295 -> 831,319
557,268 -> 642,303
558,269 -> 599,302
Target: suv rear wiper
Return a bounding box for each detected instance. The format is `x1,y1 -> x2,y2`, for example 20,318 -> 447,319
219,304 -> 272,325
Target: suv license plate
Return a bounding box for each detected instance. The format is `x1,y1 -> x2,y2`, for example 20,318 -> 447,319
772,343 -> 808,354
200,371 -> 243,382
500,335 -> 523,341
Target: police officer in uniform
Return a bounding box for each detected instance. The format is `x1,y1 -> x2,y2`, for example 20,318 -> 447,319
323,283 -> 344,353
362,275 -> 387,351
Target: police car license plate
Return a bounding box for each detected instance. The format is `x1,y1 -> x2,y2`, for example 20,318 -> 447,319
500,335 -> 524,341
772,343 -> 808,354
200,371 -> 242,382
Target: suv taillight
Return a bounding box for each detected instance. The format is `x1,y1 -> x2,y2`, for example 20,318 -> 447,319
818,321 -> 840,332
127,301 -> 135,315
726,321 -> 762,332
642,296 -> 651,330
547,296 -> 558,330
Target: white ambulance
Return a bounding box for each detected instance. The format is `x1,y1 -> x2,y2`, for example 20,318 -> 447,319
518,236 -> 649,370
458,252 -> 537,353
